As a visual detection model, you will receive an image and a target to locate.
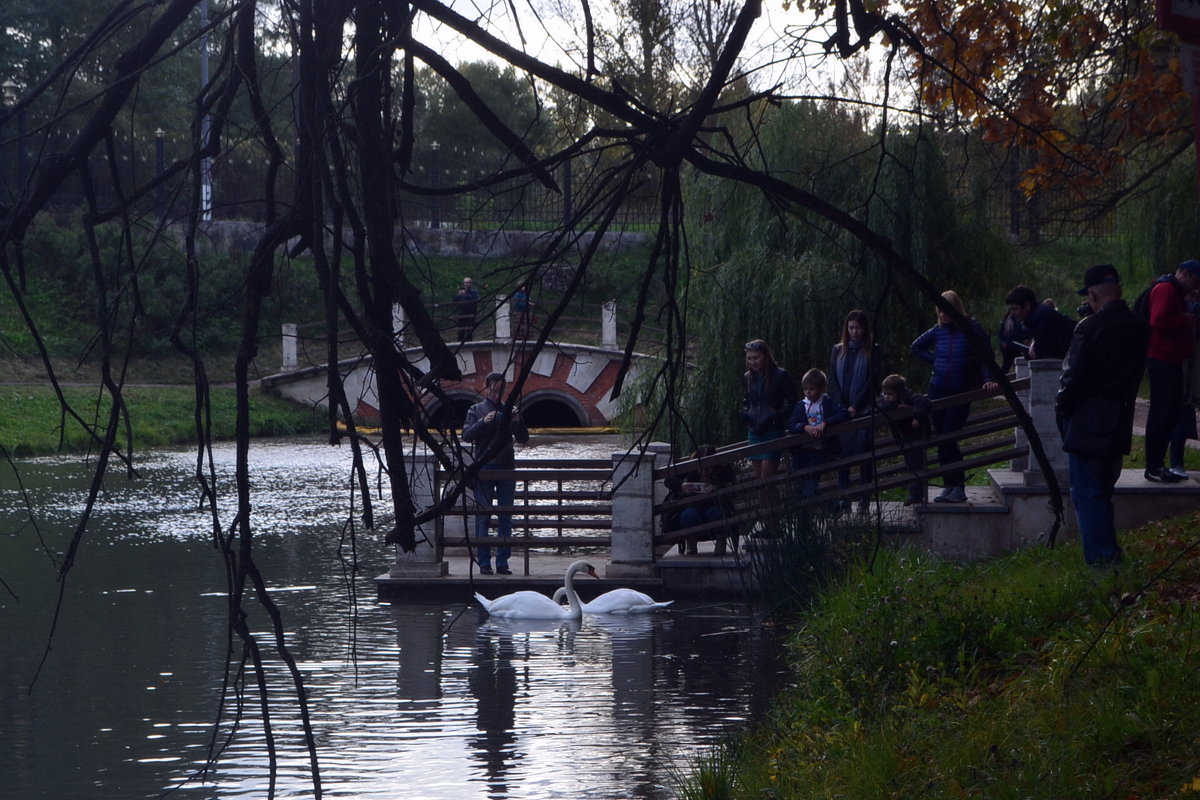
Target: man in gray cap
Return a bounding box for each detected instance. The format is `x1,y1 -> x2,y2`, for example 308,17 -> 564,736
1056,264 -> 1149,565
462,372 -> 529,575
1142,259 -> 1200,482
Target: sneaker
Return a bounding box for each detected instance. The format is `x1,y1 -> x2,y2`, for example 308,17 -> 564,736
479,565 -> 494,575
932,487 -> 953,503
496,566 -> 512,575
938,486 -> 967,503
1145,467 -> 1185,483
1169,466 -> 1189,479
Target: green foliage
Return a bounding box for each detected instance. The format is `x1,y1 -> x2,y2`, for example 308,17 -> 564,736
0,384 -> 324,457
1117,159 -> 1200,286
710,519 -> 1200,799
679,104 -> 1019,450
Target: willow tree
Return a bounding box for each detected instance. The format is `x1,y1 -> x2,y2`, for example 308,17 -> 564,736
1,0 -> 1188,793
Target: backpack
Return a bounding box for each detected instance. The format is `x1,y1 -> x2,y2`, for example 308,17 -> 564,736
1132,274 -> 1171,321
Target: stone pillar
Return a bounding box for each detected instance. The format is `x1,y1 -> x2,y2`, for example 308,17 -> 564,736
390,453 -> 450,577
392,302 -> 406,347
495,296 -> 512,342
1016,357 -> 1070,486
281,323 -> 298,371
607,449 -> 660,579
602,300 -> 617,349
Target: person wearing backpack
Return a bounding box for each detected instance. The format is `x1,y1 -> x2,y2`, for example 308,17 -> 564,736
1142,260 -> 1200,483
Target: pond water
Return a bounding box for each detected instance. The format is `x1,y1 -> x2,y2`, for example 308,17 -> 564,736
0,436 -> 787,799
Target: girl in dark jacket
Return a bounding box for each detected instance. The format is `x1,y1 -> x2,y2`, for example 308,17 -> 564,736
910,290 -> 999,503
741,339 -> 798,484
828,310 -> 882,505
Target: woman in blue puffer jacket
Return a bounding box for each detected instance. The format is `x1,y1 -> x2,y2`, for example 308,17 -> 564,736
910,290 -> 999,503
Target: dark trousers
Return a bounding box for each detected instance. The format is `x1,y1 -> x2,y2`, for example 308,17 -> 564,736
1145,357 -> 1184,470
836,423 -> 874,492
899,436 -> 927,501
929,386 -> 970,488
1068,451 -> 1124,565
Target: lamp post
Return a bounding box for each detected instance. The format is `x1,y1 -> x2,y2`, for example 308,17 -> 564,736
155,128 -> 165,222
2,79 -> 27,200
199,0 -> 212,221
430,141 -> 441,230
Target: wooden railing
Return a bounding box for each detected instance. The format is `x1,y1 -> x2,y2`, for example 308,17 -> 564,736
438,458 -> 614,574
433,378 -> 1034,566
652,377 -> 1032,549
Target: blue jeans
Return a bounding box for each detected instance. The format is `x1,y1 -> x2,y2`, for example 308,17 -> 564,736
929,386 -> 970,488
1068,451 -> 1124,565
1145,357 -> 1183,470
474,473 -> 515,569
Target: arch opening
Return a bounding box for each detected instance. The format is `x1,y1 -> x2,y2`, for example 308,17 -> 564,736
520,397 -> 586,428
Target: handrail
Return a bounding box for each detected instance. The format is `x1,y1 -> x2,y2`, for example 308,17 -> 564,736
655,377 -> 1029,478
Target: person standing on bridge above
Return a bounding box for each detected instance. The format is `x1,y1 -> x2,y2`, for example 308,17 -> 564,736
463,372 -> 529,575
828,309 -> 882,510
741,339 -> 798,486
1056,264 -> 1148,566
512,284 -> 532,339
454,277 -> 480,341
910,290 -> 999,504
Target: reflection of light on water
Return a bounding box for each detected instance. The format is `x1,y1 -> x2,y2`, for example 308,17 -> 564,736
2,435 -> 784,800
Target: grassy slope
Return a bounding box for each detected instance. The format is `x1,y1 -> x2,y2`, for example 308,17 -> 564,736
0,384 -> 324,457
678,515 -> 1200,800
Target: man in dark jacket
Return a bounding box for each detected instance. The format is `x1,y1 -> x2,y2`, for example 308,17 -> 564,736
1056,265 -> 1149,566
462,372 -> 529,575
1004,285 -> 1076,362
1142,259 -> 1200,482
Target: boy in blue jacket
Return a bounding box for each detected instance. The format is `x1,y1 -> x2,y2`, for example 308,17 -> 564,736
787,368 -> 850,499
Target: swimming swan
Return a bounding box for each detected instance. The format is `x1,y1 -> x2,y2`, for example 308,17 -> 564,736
552,586 -> 673,614
474,560 -> 599,619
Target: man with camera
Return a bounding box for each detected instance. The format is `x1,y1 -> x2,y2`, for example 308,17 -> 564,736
462,372 -> 529,575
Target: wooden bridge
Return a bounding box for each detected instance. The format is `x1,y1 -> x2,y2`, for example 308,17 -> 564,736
376,358 -> 1200,599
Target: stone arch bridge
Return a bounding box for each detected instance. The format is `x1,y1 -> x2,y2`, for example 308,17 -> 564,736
261,304 -> 663,427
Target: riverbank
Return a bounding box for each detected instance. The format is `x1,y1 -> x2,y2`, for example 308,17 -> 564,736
679,512 -> 1200,799
0,383 -> 324,457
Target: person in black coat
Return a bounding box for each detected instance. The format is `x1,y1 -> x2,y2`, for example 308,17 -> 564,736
1055,265 -> 1149,566
1004,285 -> 1077,362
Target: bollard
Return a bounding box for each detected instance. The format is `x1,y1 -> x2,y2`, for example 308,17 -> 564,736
495,296 -> 511,342
602,300 -> 617,349
281,323 -> 298,371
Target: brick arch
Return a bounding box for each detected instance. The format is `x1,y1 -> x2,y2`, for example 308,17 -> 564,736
263,340 -> 659,426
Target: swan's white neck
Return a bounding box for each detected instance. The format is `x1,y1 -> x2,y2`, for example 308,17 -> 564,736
563,565 -> 583,617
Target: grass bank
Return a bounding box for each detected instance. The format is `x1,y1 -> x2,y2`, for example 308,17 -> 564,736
679,515 -> 1200,799
0,384 -> 324,458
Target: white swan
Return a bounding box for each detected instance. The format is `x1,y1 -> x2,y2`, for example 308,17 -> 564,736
474,559 -> 599,619
552,586 -> 673,614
